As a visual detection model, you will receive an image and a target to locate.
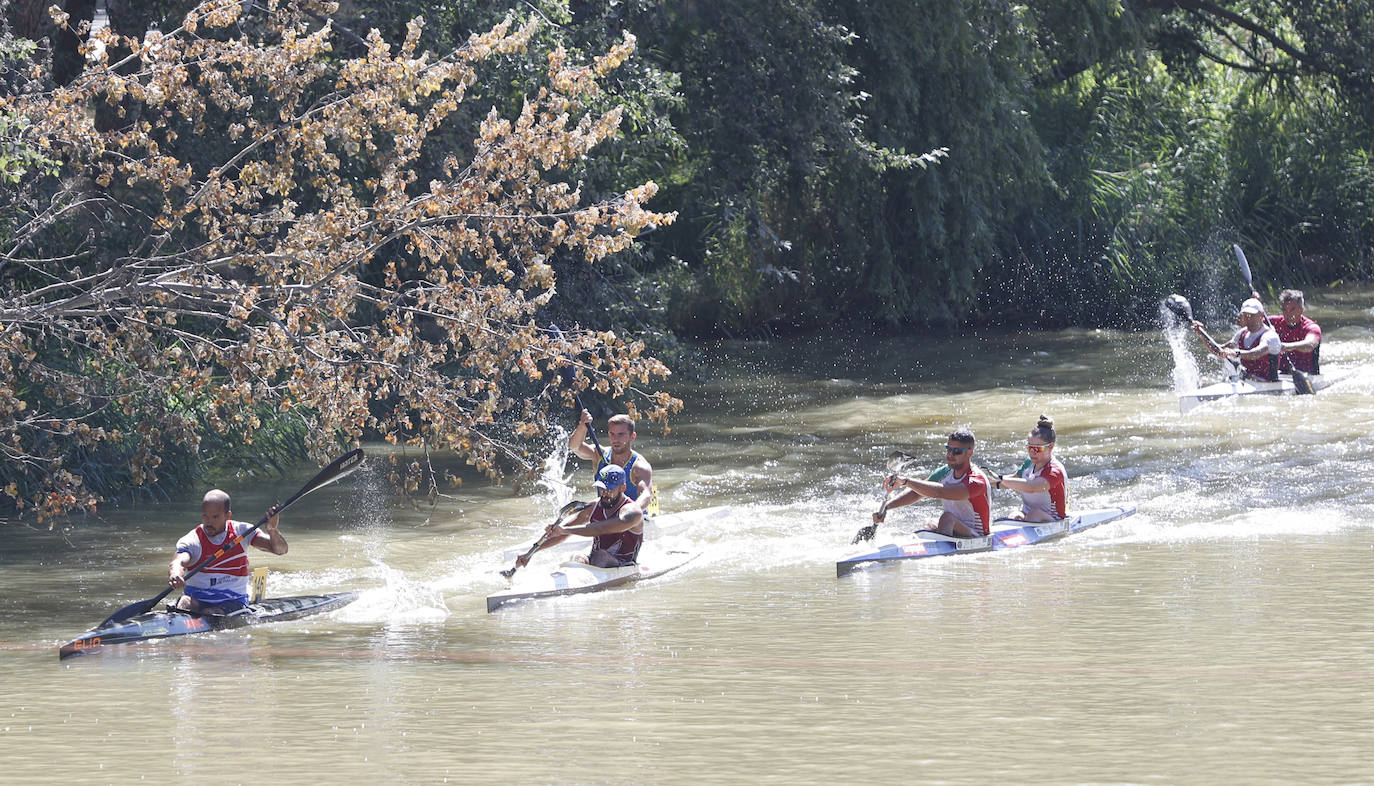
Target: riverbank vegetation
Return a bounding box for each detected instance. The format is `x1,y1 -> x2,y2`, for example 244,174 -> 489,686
2,0 -> 1371,519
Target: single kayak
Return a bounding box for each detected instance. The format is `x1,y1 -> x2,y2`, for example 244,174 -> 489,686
487,548 -> 700,612
500,505 -> 731,561
836,506 -> 1136,577
1178,368 -> 1348,413
58,592 -> 360,660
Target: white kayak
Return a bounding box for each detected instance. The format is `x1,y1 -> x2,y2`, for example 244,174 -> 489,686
837,506 -> 1136,577
1178,368 -> 1349,413
487,547 -> 701,612
501,505 -> 731,561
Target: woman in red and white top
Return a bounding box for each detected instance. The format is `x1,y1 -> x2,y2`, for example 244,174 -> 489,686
995,415 -> 1069,522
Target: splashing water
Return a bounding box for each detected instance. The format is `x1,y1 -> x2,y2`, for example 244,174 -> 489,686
1159,302 -> 1202,392
531,425 -> 579,509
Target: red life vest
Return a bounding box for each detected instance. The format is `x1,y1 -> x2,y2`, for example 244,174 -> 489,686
193,521 -> 251,576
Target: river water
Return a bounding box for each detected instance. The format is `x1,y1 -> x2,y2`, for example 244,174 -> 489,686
4,289 -> 1374,784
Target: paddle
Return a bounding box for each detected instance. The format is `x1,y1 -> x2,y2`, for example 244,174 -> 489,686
99,448 -> 366,627
550,324 -> 605,456
567,371 -> 605,455
500,499 -> 590,579
1165,292 -> 1242,379
1232,245 -> 1315,395
851,451 -> 923,544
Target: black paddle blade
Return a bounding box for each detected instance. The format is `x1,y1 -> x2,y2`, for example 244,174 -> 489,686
1292,369 -> 1316,395
852,523 -> 878,544
302,448 -> 365,497
99,595 -> 165,628
886,451 -> 918,472
1163,294 -> 1193,321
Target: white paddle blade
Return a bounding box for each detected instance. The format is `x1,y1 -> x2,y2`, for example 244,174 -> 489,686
1233,244 -> 1253,286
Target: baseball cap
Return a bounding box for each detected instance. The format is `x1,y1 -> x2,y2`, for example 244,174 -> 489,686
593,464 -> 626,490
1239,298 -> 1263,315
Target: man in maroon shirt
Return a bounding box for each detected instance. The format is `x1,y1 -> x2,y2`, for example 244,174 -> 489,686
1250,288 -> 1322,374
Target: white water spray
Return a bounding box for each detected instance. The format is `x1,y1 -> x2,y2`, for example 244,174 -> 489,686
1160,302 -> 1203,392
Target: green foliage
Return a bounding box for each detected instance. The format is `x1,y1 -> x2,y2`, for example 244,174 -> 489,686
325,0 -> 1374,332
0,112 -> 57,183
1226,80 -> 1374,284
646,0 -> 934,333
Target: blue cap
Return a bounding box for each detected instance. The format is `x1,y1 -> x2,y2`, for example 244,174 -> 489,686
593,464 -> 626,490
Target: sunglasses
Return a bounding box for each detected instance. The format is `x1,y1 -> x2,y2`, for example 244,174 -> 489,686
945,445 -> 971,455
1026,443 -> 1054,454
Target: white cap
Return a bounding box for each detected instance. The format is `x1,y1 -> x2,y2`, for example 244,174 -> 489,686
1239,298 -> 1263,315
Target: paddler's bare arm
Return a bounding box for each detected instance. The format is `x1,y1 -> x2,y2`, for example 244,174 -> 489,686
873,473 -> 955,523
892,474 -> 969,501
1190,320 -> 1231,357
252,505 -> 288,555
168,552 -> 192,589
630,457 -> 653,502
551,500 -> 643,538
998,474 -> 1047,493
528,503 -> 598,555
568,409 -> 600,460
1233,344 -> 1275,361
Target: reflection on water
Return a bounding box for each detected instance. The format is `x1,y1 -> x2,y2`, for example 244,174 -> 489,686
3,289 -> 1374,783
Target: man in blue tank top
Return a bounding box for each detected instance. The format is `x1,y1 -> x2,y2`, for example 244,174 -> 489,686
569,410 -> 654,505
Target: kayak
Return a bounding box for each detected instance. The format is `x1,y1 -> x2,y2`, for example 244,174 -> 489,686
487,548 -> 700,612
836,506 -> 1136,577
58,592 -> 360,660
501,505 -> 731,561
1178,369 -> 1348,413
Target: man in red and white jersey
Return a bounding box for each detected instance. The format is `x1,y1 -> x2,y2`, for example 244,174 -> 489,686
1253,288 -> 1322,374
168,489 -> 288,613
871,428 -> 993,538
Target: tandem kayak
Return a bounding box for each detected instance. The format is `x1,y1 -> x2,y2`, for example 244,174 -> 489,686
836,506 -> 1136,577
487,548 -> 700,612
58,592 -> 360,660
1178,369 -> 1349,413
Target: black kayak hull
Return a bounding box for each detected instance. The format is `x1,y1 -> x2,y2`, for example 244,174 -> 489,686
58,592 -> 359,660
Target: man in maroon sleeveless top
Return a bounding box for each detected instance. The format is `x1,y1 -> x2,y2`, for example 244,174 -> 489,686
517,464 -> 645,568
1250,287 -> 1322,374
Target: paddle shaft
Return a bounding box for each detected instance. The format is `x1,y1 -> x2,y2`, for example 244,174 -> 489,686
501,500 -> 590,578
100,449 -> 365,626
573,392 -> 605,456
1192,324 -> 1229,357
504,534 -> 552,579
550,324 -> 606,456
852,454 -> 923,543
